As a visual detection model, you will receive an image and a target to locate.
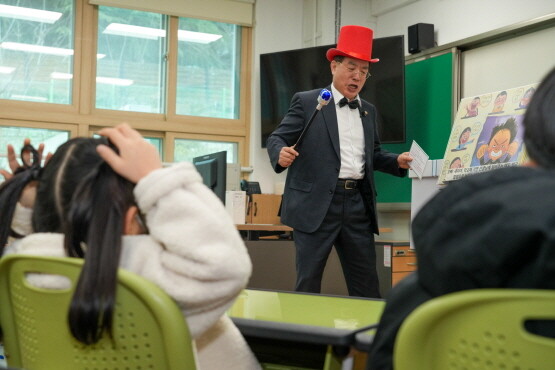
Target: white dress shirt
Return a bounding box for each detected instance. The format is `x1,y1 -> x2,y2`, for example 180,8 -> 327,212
331,85 -> 365,180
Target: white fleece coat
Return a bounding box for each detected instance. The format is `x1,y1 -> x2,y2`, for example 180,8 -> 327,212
6,162 -> 261,370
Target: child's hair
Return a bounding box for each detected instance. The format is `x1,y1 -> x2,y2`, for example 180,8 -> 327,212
0,144 -> 42,248
0,137 -> 137,344
523,67 -> 555,169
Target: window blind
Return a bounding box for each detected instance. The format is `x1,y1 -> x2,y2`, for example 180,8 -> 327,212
89,0 -> 254,26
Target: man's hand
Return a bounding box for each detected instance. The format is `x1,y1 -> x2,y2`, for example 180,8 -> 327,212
278,146 -> 299,168
397,152 -> 413,169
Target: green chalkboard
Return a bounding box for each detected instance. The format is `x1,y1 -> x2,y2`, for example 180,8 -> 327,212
375,52 -> 454,203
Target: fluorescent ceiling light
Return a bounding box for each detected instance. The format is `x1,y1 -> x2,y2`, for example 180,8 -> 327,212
0,66 -> 15,74
11,94 -> 48,102
0,4 -> 62,24
103,23 -> 165,40
51,73 -> 133,86
178,30 -> 222,44
103,23 -> 222,44
0,42 -> 73,56
50,72 -> 73,80
96,76 -> 134,86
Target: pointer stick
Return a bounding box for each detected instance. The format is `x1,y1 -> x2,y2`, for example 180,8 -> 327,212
294,89 -> 332,149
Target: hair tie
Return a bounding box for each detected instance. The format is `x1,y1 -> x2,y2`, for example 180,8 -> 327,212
12,144 -> 43,179
29,166 -> 43,181
20,144 -> 41,169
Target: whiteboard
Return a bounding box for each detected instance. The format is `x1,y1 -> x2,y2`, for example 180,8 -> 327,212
461,26 -> 555,99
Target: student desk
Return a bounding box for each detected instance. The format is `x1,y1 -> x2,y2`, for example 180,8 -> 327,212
236,224 -> 392,241
236,223 -> 293,241
228,289 -> 385,370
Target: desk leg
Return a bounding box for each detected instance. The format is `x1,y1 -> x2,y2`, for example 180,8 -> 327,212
245,336 -> 351,370
323,346 -> 342,370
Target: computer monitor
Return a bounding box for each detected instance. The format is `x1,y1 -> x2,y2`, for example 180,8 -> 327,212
193,151 -> 227,204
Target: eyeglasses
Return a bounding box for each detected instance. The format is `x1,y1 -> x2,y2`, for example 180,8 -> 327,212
337,61 -> 371,80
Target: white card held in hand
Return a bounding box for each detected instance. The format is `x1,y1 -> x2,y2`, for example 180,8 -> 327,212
409,140 -> 429,180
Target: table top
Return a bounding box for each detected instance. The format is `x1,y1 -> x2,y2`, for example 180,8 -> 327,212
354,328 -> 378,352
228,289 -> 385,346
236,224 -> 293,231
236,224 -> 393,233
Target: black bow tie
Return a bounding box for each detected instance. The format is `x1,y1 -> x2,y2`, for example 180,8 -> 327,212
338,97 -> 360,110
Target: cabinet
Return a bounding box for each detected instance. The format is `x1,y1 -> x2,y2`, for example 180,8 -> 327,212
246,194 -> 282,224
375,241 -> 417,297
391,245 -> 417,286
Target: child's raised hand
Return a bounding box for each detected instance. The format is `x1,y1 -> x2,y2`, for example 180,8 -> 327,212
96,123 -> 162,183
1,139 -> 51,181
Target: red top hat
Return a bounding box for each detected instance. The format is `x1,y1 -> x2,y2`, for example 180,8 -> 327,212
326,25 -> 379,63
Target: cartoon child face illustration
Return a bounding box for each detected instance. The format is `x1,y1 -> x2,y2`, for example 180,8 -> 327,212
519,87 -> 535,108
465,97 -> 480,117
470,97 -> 480,108
460,128 -> 471,145
486,129 -> 512,161
449,157 -> 463,169
476,117 -> 519,165
452,127 -> 475,152
492,91 -> 507,113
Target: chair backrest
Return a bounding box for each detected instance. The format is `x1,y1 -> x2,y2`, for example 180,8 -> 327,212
0,254 -> 196,370
394,289 -> 555,370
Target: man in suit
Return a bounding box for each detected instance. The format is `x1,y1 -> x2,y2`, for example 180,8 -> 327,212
266,25 -> 412,298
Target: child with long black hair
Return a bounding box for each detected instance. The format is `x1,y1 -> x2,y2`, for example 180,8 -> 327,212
0,124 -> 260,370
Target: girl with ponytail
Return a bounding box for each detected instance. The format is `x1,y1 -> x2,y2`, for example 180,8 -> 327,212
1,124 -> 260,370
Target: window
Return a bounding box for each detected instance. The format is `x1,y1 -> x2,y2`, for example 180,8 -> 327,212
173,139 -> 237,164
92,132 -> 163,159
0,0 -> 74,104
144,137 -> 163,159
0,126 -> 70,171
176,18 -> 241,119
0,2 -> 251,173
96,6 -> 166,113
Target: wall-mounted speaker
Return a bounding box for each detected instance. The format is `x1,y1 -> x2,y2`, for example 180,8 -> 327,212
408,23 -> 435,54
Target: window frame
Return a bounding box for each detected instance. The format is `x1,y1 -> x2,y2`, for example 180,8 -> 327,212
0,119 -> 79,137
166,131 -> 245,165
0,120 -> 79,168
0,0 -> 252,169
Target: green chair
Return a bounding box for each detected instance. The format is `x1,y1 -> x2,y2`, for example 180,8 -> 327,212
394,289 -> 555,370
0,254 -> 196,370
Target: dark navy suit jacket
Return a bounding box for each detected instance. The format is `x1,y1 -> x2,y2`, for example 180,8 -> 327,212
266,87 -> 407,234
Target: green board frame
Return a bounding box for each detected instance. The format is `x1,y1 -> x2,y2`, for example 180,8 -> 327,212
375,52 -> 454,203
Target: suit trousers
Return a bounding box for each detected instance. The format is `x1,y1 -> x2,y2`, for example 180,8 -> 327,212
293,183 -> 380,298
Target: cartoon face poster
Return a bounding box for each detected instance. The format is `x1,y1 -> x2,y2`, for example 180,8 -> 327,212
438,83 -> 537,184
